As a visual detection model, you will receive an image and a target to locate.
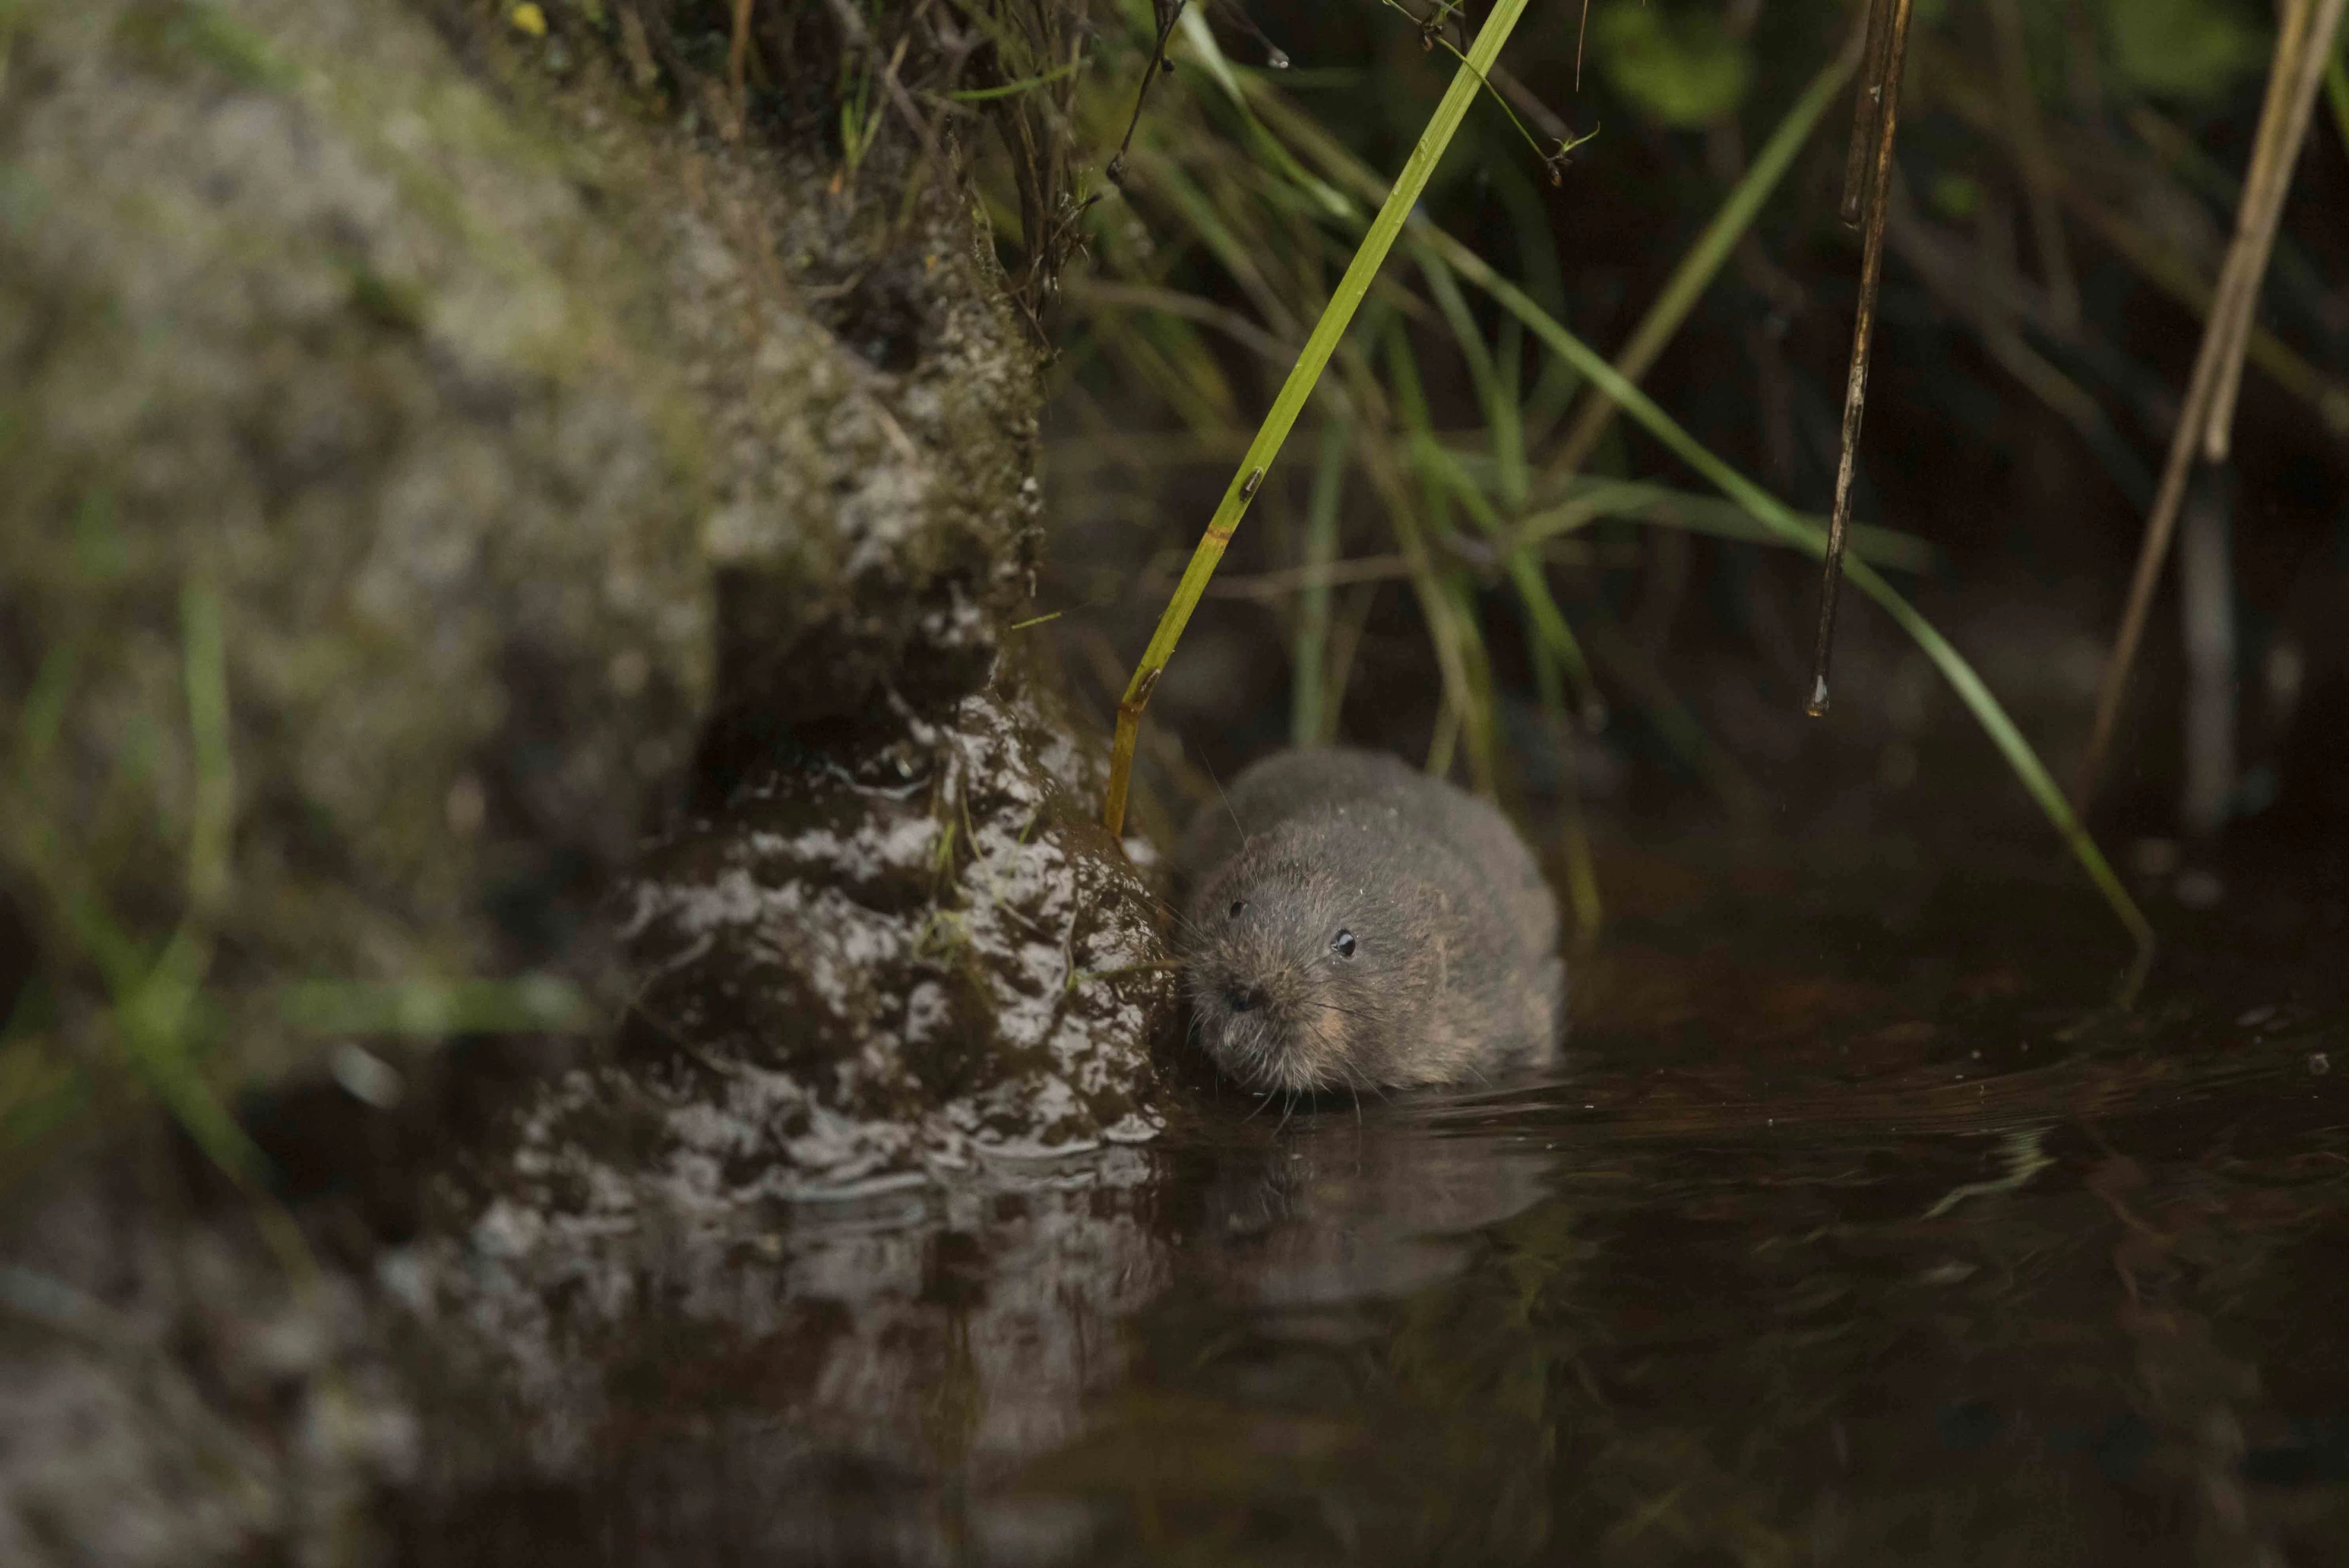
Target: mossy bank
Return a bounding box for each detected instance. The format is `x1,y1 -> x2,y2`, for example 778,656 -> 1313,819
0,0 -> 1168,1560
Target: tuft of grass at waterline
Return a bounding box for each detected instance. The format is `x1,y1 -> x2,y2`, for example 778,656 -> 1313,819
1099,0 -> 1534,838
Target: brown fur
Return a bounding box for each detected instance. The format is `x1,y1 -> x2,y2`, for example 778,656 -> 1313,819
1174,748 -> 1566,1093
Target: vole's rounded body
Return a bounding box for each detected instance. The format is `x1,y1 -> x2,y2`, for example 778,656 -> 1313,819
1174,747 -> 1565,1093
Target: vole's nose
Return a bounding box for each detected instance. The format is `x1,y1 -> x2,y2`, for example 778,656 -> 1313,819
1224,985 -> 1264,1014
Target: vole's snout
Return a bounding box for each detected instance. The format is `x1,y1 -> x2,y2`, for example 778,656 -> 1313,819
1223,984 -> 1265,1014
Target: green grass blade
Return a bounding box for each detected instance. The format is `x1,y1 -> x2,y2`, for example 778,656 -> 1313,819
1516,475 -> 1939,573
1416,246 -> 1527,506
1424,254 -> 1585,760
18,645 -> 78,762
947,59 -> 1084,102
1102,0 -> 1536,833
276,976 -> 597,1035
1542,37 -> 1861,483
1408,429 -> 1607,728
1174,4 -> 1356,220
1382,328 -> 1499,788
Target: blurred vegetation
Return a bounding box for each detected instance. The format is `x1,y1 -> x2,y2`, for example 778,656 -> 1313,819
992,0 -> 2346,954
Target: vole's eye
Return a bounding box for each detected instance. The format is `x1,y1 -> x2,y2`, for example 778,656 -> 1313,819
1331,929 -> 1357,959
1229,900 -> 1246,919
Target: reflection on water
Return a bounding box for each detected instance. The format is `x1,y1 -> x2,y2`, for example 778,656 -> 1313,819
1174,1106 -> 1556,1310
406,1150 -> 1166,1563
402,848 -> 2349,1565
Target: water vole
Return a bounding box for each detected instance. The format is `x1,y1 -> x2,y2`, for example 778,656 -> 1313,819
1174,747 -> 1566,1093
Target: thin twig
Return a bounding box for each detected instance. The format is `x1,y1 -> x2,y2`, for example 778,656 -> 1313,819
1106,0 -> 1190,186
1809,0 -> 1913,716
1290,415 -> 1351,745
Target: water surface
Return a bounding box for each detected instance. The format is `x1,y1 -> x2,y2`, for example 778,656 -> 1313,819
407,836 -> 2349,1565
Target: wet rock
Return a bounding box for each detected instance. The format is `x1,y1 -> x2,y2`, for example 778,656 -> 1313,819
520,678 -> 1173,1202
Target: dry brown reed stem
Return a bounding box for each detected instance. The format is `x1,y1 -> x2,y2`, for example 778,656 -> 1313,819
2076,0 -> 2347,808
1807,0 -> 1912,717
2201,0 -> 2348,460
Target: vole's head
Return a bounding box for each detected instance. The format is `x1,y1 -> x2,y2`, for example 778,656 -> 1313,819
1177,823 -> 1434,1094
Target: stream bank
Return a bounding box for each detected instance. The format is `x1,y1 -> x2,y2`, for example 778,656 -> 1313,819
1,2 -> 1167,1560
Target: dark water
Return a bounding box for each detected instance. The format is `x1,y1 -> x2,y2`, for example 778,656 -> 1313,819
406,836 -> 2349,1565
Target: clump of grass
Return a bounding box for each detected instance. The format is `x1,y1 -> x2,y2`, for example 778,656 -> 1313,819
1040,0 -> 2194,993
1094,0 -> 1538,837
